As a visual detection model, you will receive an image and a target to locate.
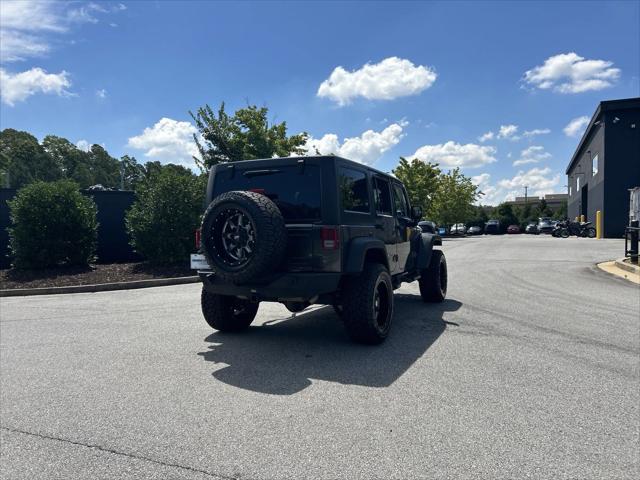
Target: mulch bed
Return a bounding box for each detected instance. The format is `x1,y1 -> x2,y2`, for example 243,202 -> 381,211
0,262 -> 195,290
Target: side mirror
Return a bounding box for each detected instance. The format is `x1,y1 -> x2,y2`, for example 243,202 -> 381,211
411,205 -> 423,221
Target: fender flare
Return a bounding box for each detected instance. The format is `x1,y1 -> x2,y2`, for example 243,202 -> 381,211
344,237 -> 389,273
415,232 -> 437,271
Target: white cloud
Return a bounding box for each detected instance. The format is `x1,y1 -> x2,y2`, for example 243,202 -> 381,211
302,123 -> 405,165
522,128 -> 551,138
96,88 -> 107,99
512,145 -> 551,166
498,167 -> 561,195
127,118 -> 201,168
317,57 -> 437,105
0,67 -> 71,106
409,141 -> 497,168
497,124 -> 519,140
523,52 -> 620,93
0,0 -> 125,62
478,131 -> 494,143
472,167 -> 561,205
563,116 -> 590,137
76,140 -> 90,151
479,124 -> 520,142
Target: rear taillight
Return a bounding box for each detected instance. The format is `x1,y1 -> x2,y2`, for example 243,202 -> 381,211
195,228 -> 201,250
321,226 -> 339,250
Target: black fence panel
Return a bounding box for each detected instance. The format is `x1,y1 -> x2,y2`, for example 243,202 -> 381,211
84,190 -> 140,263
0,189 -> 15,268
0,188 -> 140,268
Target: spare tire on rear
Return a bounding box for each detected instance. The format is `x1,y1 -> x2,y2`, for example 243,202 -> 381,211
200,191 -> 286,284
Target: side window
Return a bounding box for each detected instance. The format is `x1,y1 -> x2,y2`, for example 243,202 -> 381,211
392,183 -> 409,217
374,177 -> 392,215
338,167 -> 370,213
592,154 -> 599,177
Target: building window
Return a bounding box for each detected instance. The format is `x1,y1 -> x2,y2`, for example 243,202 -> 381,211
577,176 -> 580,190
569,185 -> 572,196
592,154 -> 599,177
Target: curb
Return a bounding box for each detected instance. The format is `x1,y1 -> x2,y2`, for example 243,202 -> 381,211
614,258 -> 640,274
0,276 -> 201,297
596,261 -> 640,285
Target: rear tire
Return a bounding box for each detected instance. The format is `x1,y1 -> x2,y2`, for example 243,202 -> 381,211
586,227 -> 596,238
341,263 -> 394,344
419,250 -> 447,303
201,288 -> 258,332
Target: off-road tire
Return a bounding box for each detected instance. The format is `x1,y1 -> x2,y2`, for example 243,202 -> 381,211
201,191 -> 286,284
201,288 -> 259,332
419,250 -> 447,303
341,263 -> 394,344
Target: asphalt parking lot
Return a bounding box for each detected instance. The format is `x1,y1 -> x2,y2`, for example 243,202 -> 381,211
1,235 -> 638,479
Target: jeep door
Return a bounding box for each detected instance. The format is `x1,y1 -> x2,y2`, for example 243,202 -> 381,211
391,182 -> 413,273
373,176 -> 398,273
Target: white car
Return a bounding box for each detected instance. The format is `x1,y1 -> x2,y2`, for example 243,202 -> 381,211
450,223 -> 467,235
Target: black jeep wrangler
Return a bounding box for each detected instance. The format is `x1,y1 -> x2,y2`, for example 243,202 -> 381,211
193,155 -> 447,344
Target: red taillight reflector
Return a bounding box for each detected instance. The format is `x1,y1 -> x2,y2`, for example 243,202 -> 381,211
195,228 -> 201,249
248,188 -> 266,195
321,226 -> 339,250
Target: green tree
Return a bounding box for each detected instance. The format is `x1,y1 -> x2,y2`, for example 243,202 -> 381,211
42,135 -> 94,188
190,102 -> 308,169
430,168 -> 481,226
8,180 -> 98,268
119,155 -> 146,190
0,129 -> 62,188
497,203 -> 519,232
392,157 -> 441,218
88,144 -> 120,188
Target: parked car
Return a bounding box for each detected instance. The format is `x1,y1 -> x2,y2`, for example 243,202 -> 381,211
418,220 -> 437,234
537,218 -> 554,234
485,219 -> 500,234
467,225 -> 482,235
525,223 -> 539,234
450,223 -> 467,235
507,224 -> 521,234
192,155 -> 447,345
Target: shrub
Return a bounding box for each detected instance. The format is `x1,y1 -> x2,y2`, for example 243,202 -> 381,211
8,180 -> 98,269
126,169 -> 205,264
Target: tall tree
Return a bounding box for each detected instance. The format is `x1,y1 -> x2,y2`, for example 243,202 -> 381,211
0,129 -> 62,188
88,144 -> 120,188
430,168 -> 480,226
42,135 -> 94,188
190,102 -> 308,170
392,157 -> 441,218
119,155 -> 146,190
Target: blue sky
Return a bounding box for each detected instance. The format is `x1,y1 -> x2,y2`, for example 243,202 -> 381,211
1,1 -> 638,203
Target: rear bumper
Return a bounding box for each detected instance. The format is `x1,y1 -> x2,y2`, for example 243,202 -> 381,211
199,271 -> 342,302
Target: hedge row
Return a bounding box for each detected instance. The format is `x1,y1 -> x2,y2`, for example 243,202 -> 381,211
7,170 -> 206,269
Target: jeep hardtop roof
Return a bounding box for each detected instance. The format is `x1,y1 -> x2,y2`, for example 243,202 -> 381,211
210,155 -> 397,182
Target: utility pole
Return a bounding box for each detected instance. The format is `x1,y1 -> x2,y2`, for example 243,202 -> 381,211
524,185 -> 528,205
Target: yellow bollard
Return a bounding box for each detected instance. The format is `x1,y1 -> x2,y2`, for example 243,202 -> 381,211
596,210 -> 603,239
575,216 -> 579,222
580,214 -> 585,223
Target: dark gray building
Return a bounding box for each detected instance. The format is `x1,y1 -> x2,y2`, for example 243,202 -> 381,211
566,97 -> 640,237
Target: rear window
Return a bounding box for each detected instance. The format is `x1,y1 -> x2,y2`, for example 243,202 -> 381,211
213,164 -> 321,221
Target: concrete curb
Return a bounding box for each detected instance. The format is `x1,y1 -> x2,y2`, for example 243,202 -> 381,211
597,261 -> 640,285
0,276 -> 201,297
614,258 -> 640,274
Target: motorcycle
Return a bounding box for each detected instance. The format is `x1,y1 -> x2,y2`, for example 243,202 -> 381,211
553,220 -> 596,238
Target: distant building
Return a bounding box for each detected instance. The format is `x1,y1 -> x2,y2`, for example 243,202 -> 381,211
566,97 -> 640,237
504,193 -> 567,210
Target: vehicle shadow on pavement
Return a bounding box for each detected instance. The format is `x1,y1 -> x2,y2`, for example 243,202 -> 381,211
198,295 -> 462,395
